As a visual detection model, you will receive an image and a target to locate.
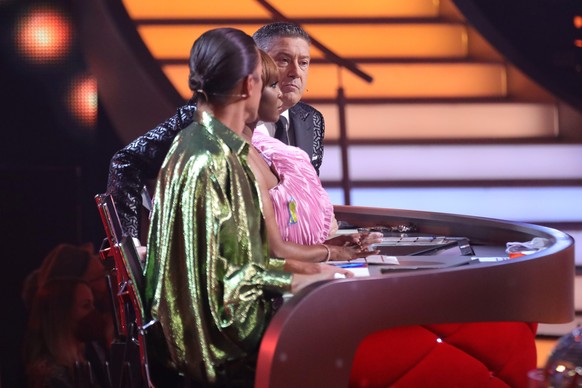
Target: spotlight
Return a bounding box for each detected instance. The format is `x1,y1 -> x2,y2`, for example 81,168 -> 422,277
14,6 -> 72,64
67,74 -> 97,129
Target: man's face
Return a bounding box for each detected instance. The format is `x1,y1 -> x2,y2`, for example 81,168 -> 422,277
266,37 -> 310,111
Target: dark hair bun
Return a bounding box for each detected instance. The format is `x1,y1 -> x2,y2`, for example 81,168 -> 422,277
188,28 -> 258,104
188,72 -> 204,92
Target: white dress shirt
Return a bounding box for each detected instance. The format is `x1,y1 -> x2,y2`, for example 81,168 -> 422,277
254,109 -> 290,137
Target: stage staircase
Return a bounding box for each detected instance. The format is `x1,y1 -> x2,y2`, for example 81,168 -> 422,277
120,0 -> 582,338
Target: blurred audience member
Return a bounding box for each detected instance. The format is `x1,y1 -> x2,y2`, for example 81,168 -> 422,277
22,243 -> 113,343
22,244 -> 107,306
22,243 -> 114,387
23,278 -> 108,388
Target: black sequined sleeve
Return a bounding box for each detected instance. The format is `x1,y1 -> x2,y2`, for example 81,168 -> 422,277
311,108 -> 325,175
106,104 -> 196,239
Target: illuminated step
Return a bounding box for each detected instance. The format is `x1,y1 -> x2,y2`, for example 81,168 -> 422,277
313,102 -> 557,140
123,0 -> 440,19
137,23 -> 468,59
310,63 -> 506,98
322,142 -> 582,222
324,185 -> 582,222
163,62 -> 507,100
320,143 -> 582,182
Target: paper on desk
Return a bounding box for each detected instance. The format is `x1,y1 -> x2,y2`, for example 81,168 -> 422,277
351,267 -> 370,277
334,256 -> 400,265
333,267 -> 370,278
327,259 -> 371,277
328,256 -> 397,278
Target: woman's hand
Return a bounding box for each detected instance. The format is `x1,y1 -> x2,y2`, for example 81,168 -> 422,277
284,259 -> 323,274
326,232 -> 384,260
319,263 -> 355,278
284,259 -> 355,277
290,264 -> 354,293
359,232 -> 384,247
328,245 -> 377,261
326,232 -> 383,249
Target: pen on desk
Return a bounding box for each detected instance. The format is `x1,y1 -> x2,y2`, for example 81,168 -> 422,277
333,262 -> 368,269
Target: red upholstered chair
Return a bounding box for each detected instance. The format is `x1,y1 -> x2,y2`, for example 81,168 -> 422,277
350,322 -> 537,387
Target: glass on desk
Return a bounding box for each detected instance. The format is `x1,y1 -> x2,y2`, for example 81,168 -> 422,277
527,368 -> 547,387
534,326 -> 582,387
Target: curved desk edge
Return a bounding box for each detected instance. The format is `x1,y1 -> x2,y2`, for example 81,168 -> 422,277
255,206 -> 575,388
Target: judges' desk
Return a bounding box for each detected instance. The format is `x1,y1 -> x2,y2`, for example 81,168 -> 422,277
255,206 -> 574,388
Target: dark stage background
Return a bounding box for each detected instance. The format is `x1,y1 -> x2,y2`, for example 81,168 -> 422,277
0,1 -> 122,385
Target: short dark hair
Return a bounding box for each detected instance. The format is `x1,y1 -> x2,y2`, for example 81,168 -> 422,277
188,28 -> 259,104
252,22 -> 310,52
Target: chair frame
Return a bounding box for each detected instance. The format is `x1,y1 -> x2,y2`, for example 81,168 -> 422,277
95,193 -> 155,388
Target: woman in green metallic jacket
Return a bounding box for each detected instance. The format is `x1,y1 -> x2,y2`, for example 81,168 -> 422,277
143,28 -> 343,387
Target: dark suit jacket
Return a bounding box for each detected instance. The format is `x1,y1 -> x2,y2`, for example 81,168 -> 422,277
284,102 -> 325,175
106,101 -> 324,239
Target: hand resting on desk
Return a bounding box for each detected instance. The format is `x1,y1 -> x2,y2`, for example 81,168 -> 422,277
326,232 -> 384,261
291,265 -> 354,293
284,259 -> 354,277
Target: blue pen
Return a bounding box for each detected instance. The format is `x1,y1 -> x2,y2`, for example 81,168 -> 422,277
334,262 -> 367,269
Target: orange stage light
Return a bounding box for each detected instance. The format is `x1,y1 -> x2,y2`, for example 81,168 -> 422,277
14,6 -> 72,64
574,16 -> 582,29
67,75 -> 98,128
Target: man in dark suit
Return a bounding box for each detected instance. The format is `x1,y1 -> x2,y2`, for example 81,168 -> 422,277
252,22 -> 325,173
106,22 -> 324,243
